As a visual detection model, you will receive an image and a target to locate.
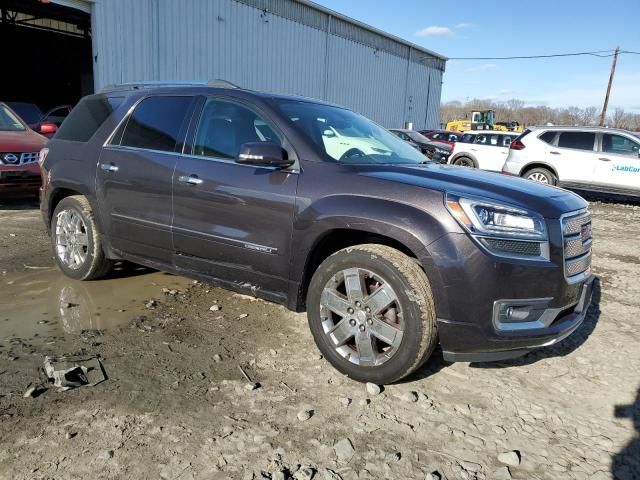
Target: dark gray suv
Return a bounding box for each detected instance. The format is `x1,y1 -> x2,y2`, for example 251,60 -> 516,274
40,82 -> 594,384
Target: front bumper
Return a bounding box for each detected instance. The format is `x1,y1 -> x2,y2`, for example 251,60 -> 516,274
440,275 -> 594,362
419,226 -> 594,363
0,164 -> 41,195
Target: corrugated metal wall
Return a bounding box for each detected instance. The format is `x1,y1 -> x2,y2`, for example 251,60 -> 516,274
91,0 -> 445,129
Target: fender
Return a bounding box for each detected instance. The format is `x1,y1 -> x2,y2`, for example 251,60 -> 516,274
288,194 -> 458,314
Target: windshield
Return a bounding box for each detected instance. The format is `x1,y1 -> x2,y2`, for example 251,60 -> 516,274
405,131 -> 431,143
0,105 -> 26,131
7,102 -> 42,125
276,101 -> 427,164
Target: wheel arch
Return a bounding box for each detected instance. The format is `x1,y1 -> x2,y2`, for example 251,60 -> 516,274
521,162 -> 558,179
288,196 -> 452,312
450,152 -> 478,168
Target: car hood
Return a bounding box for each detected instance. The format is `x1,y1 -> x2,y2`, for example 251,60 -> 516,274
356,163 -> 587,218
0,129 -> 48,152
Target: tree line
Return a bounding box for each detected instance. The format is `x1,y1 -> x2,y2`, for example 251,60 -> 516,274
440,99 -> 640,131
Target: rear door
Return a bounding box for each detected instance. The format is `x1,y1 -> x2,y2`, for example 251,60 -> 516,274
472,133 -> 505,171
595,132 -> 640,194
552,131 -> 598,185
97,95 -> 194,263
172,96 -> 299,299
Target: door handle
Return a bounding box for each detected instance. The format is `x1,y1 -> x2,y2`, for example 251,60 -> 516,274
550,151 -> 560,155
598,157 -> 611,162
100,163 -> 119,172
178,175 -> 203,185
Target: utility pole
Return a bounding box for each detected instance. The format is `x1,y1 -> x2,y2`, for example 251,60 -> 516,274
599,46 -> 619,126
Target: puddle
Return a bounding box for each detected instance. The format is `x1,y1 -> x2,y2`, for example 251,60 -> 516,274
0,265 -> 193,342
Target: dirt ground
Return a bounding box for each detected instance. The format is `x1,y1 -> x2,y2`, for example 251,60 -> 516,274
0,196 -> 639,480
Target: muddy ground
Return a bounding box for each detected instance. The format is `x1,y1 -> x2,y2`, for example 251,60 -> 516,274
0,196 -> 639,480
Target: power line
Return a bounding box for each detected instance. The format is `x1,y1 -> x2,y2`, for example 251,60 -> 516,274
448,49 -> 640,60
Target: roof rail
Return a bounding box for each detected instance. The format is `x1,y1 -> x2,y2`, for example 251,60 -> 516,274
99,79 -> 241,93
207,79 -> 241,88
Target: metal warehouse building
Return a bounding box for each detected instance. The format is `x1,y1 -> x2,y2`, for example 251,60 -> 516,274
1,0 -> 446,129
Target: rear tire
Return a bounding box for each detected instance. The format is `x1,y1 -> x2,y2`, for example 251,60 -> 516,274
452,156 -> 476,168
307,244 -> 438,384
524,167 -> 557,186
51,195 -> 113,280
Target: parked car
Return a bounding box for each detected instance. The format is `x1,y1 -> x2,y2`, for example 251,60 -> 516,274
40,83 -> 594,384
0,102 -> 47,196
6,102 -> 71,138
449,131 -> 519,171
388,128 -> 451,163
420,129 -> 463,148
503,126 -> 640,198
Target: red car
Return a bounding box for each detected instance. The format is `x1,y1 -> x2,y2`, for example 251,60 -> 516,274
0,102 -> 47,196
419,130 -> 463,148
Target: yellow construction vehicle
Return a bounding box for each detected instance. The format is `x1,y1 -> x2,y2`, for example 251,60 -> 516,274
446,110 -> 523,132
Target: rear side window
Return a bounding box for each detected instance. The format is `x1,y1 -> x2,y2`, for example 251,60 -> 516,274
558,131 -> 595,151
539,131 -> 556,145
461,133 -> 475,143
56,95 -> 123,142
120,96 -> 192,152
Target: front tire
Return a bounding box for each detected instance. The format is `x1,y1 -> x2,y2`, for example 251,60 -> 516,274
452,156 -> 475,168
307,244 -> 437,384
51,195 -> 112,280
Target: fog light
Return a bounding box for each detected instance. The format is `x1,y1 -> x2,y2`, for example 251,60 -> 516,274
493,298 -> 560,332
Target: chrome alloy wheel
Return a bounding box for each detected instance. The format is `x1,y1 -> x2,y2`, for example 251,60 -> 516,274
55,209 -> 89,270
527,172 -> 549,183
320,268 -> 404,366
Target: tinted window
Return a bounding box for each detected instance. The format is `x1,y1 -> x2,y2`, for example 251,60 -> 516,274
602,134 -> 640,157
121,96 -> 192,152
57,95 -> 124,142
461,133 -> 475,143
539,131 -> 556,145
0,105 -> 26,131
193,99 -> 283,160
7,102 -> 43,124
500,135 -> 514,147
557,132 -> 595,151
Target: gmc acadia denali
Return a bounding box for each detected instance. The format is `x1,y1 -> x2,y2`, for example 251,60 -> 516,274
40,82 -> 594,384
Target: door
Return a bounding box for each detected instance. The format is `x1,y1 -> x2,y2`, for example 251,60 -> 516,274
172,97 -> 299,299
471,133 -> 505,171
550,131 -> 598,185
595,133 -> 640,193
97,95 -> 194,263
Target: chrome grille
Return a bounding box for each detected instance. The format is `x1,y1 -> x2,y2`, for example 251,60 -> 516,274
561,210 -> 592,281
20,152 -> 39,164
1,152 -> 40,166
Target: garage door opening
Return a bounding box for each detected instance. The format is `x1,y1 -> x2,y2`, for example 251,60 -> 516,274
0,0 -> 92,125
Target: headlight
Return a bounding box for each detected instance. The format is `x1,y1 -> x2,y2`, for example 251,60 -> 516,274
446,194 -> 549,260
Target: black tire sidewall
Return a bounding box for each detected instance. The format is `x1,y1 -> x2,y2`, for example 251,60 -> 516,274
307,249 -> 427,384
51,198 -> 99,280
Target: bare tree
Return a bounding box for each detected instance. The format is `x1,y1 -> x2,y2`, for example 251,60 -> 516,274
440,99 -> 638,130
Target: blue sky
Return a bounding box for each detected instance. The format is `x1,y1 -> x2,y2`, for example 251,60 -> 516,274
314,0 -> 640,112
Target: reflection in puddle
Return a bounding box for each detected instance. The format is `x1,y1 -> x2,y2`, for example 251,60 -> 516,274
0,266 -> 192,341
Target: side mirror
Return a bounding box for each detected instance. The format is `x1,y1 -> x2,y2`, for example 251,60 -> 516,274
39,122 -> 58,135
236,142 -> 294,168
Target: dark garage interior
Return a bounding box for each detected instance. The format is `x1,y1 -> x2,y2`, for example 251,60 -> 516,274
0,0 -> 92,113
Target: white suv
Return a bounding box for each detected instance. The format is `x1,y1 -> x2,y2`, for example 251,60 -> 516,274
449,131 -> 519,172
503,126 -> 640,197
